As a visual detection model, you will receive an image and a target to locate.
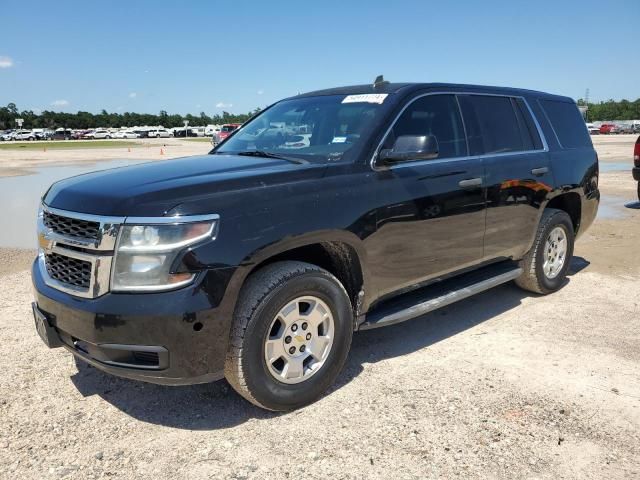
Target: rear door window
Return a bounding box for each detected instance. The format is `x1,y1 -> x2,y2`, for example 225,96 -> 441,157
539,99 -> 591,149
386,94 -> 467,159
458,95 -> 532,156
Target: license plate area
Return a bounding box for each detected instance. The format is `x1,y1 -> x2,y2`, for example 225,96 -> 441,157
32,303 -> 63,348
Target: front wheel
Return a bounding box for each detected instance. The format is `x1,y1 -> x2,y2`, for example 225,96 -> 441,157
225,261 -> 353,411
516,208 -> 574,294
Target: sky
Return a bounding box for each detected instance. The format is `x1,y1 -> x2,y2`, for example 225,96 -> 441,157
1,0 -> 638,116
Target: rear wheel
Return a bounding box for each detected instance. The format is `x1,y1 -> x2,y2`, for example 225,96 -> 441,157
637,182 -> 640,202
224,261 -> 353,411
515,208 -> 574,294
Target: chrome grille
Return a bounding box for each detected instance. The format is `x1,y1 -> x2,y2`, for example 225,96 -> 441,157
43,210 -> 100,240
44,252 -> 92,289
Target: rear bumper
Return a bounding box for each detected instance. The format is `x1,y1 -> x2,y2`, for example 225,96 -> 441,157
632,167 -> 640,181
31,260 -> 234,385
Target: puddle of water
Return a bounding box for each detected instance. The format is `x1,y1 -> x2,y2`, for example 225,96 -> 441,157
2,159 -> 149,248
597,194 -> 632,220
3,159 -> 635,248
599,162 -> 631,173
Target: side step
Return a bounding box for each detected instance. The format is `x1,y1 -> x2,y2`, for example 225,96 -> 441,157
359,262 -> 523,331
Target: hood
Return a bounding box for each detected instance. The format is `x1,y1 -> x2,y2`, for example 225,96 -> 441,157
44,154 -> 325,216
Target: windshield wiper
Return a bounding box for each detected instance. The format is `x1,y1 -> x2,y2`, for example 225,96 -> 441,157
235,150 -> 307,164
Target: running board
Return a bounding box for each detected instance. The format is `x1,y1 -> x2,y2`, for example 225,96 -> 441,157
359,263 -> 523,331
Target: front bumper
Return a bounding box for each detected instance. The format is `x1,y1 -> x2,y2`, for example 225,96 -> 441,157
31,260 -> 233,385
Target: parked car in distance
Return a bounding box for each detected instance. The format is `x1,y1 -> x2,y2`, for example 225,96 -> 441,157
616,124 -> 634,134
147,128 -> 171,138
633,136 -> 640,201
12,129 -> 36,141
173,128 -> 199,137
114,130 -> 139,139
586,123 -> 600,135
31,80 -> 600,411
132,129 -> 149,138
52,129 -> 73,140
599,123 -> 619,134
35,129 -> 54,140
85,129 -> 113,139
0,129 -> 15,141
75,130 -> 92,140
205,125 -> 221,137
214,123 -> 241,144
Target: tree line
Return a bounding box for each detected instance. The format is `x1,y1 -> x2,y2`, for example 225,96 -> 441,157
3,98 -> 640,130
0,103 -> 262,130
576,98 -> 640,122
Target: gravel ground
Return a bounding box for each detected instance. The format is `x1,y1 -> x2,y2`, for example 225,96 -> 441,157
1,137 -> 639,479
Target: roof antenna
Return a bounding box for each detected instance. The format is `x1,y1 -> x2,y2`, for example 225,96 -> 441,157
373,75 -> 389,89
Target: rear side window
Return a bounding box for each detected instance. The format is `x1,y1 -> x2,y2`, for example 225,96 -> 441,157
514,98 -> 543,150
539,99 -> 591,149
386,94 -> 467,159
458,95 -> 537,156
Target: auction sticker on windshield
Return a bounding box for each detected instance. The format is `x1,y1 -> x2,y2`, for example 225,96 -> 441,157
342,94 -> 388,104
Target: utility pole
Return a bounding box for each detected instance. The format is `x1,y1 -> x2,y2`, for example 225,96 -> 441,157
584,88 -> 590,122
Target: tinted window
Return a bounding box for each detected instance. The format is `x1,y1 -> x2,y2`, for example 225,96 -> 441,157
458,95 -> 530,156
539,99 -> 591,149
386,94 -> 467,159
217,95 -> 385,162
515,98 -> 543,150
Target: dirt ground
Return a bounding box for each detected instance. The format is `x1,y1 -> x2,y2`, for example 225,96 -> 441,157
0,136 -> 639,479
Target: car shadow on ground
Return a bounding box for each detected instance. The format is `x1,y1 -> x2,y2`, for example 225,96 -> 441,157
70,257 -> 590,431
624,201 -> 640,209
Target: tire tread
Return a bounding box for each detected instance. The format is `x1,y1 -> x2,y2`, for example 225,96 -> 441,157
224,261 -> 347,410
515,208 -> 572,294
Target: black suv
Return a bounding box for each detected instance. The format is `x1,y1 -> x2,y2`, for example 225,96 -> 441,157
32,80 -> 599,411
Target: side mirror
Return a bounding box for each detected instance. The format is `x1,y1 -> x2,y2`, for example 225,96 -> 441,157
379,135 -> 439,164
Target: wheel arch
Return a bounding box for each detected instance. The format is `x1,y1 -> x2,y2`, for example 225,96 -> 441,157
544,191 -> 582,234
227,231 -> 370,326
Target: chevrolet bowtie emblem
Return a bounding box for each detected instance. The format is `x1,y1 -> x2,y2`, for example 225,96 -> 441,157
295,335 -> 305,343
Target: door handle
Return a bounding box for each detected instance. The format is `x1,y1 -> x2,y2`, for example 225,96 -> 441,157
531,167 -> 549,176
458,178 -> 482,188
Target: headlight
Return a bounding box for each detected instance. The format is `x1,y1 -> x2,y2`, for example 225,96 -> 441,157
111,216 -> 218,292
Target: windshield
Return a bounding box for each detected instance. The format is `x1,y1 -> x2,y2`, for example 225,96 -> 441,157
214,94 -> 386,162
221,125 -> 237,132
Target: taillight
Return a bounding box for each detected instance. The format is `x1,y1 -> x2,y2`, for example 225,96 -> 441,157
634,138 -> 640,167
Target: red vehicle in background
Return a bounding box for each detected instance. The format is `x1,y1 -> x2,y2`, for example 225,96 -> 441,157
214,123 -> 242,144
599,123 -> 619,134
633,136 -> 640,200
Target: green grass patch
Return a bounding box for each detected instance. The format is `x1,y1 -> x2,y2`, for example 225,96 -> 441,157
0,140 -> 140,150
183,137 -> 214,143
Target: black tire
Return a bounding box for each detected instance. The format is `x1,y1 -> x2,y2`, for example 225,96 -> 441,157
516,208 -> 574,294
637,182 -> 640,202
224,261 -> 353,411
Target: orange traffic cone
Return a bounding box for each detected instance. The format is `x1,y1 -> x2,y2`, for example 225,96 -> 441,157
160,148 -> 164,155
43,147 -> 47,152
128,147 -> 131,153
